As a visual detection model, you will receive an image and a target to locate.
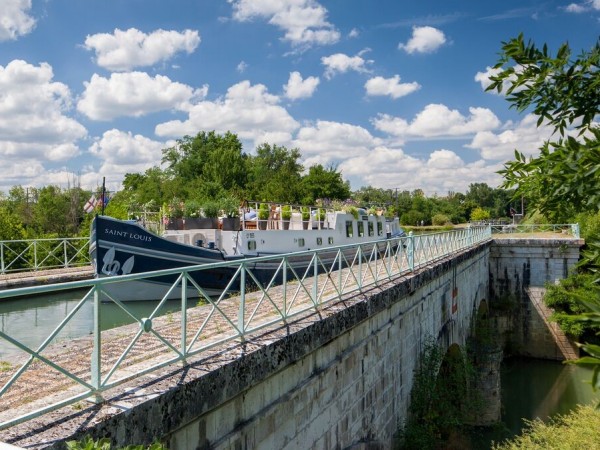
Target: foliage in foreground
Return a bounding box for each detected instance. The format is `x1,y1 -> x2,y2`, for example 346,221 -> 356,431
488,33 -> 600,223
492,404 -> 600,449
544,273 -> 600,339
66,436 -> 166,450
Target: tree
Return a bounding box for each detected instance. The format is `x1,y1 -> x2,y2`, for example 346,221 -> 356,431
161,131 -> 247,196
470,207 -> 490,222
487,34 -> 600,221
0,206 -> 25,241
301,164 -> 351,204
246,143 -> 303,202
30,186 -> 78,236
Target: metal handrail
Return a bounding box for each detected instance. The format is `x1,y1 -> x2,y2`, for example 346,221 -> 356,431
0,226 -> 491,430
490,223 -> 580,238
0,237 -> 90,274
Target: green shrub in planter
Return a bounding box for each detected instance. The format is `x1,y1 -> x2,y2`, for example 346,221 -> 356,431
258,203 -> 270,220
201,200 -> 220,218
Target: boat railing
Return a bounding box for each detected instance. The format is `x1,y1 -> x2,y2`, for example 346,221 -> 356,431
0,237 -> 91,275
0,225 -> 492,430
240,201 -> 337,231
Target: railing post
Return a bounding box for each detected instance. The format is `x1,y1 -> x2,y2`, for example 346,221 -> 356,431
572,223 -> 580,239
238,264 -> 246,341
63,239 -> 68,268
33,240 -> 38,270
91,286 -> 103,403
181,273 -> 188,364
282,257 -> 287,319
408,231 -> 414,271
0,243 -> 4,274
313,253 -> 318,304
358,245 -> 363,289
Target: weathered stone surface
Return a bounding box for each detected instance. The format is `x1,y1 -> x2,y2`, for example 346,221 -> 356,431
489,238 -> 582,360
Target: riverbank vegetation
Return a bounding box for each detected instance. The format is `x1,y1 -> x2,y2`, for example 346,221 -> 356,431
492,404 -> 600,449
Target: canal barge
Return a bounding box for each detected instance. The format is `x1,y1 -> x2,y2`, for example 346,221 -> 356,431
89,203 -> 405,301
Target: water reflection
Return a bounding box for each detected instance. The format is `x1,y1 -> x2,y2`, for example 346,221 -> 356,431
501,357 -> 599,436
0,289 -> 186,360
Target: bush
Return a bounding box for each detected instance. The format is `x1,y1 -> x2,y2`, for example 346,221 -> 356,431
66,436 -> 166,450
470,207 -> 490,221
492,404 -> 600,449
544,273 -> 600,338
400,210 -> 427,226
258,203 -> 270,220
432,213 -> 451,226
201,200 -> 220,218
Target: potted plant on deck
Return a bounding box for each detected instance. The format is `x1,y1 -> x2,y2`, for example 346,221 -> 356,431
167,199 -> 185,230
301,206 -> 310,230
315,208 -> 326,229
258,203 -> 269,230
281,205 -> 292,230
183,199 -> 203,230
199,200 -> 220,229
220,196 -> 241,231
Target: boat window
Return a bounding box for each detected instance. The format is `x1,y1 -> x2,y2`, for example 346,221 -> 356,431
328,237 -> 334,245
368,221 -> 374,236
298,238 -> 305,247
346,221 -> 354,237
316,237 -> 322,245
248,240 -> 256,251
358,221 -> 364,237
377,221 -> 383,236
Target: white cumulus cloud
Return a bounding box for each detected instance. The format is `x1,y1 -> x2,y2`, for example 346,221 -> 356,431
229,0 -> 340,48
339,146 -> 503,193
284,71 -> 319,99
0,60 -> 86,161
564,1 -> 600,12
155,80 -> 299,145
0,0 -> 36,41
398,26 -> 446,54
89,129 -> 168,183
365,75 -> 420,99
84,28 -> 200,71
467,114 -> 554,160
373,104 -> 500,139
293,120 -> 381,166
77,72 -> 206,121
322,52 -> 372,79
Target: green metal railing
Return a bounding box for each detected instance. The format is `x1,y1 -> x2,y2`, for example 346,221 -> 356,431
0,237 -> 91,274
490,223 -> 580,238
0,226 -> 491,430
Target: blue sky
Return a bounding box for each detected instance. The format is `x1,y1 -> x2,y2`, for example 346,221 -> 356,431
0,0 -> 598,196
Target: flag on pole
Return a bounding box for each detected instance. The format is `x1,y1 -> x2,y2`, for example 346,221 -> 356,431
84,195 -> 98,213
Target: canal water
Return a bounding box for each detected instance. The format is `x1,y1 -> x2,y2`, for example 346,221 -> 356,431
475,356 -> 600,448
0,289 -> 188,360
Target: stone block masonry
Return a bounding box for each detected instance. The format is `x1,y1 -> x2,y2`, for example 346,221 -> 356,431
489,237 -> 583,360
4,244 -> 491,449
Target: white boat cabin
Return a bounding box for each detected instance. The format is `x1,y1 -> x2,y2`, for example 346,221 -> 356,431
163,203 -> 404,257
